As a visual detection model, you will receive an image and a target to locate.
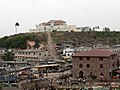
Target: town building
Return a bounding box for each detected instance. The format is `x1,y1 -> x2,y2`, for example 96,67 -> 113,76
63,47 -> 75,57
14,49 -> 49,61
111,44 -> 120,53
94,44 -> 120,53
31,64 -> 60,77
29,20 -> 80,32
72,49 -> 119,81
93,44 -> 111,50
62,47 -> 75,60
75,46 -> 92,52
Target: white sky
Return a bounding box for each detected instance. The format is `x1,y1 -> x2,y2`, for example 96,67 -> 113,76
0,0 -> 120,37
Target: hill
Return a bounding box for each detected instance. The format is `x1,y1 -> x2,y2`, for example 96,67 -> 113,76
0,31 -> 120,49
0,32 -> 46,49
51,31 -> 120,45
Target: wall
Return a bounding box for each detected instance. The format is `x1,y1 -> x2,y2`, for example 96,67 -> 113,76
29,24 -> 78,32
72,55 -> 118,81
14,49 -> 48,61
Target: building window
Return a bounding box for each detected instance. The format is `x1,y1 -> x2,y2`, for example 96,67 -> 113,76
116,59 -> 119,67
39,53 -> 41,55
44,27 -> 46,30
79,57 -> 82,60
99,57 -> 103,61
100,64 -> 103,68
112,56 -> 114,59
87,64 -> 90,68
87,57 -> 90,60
100,73 -> 104,76
79,64 -> 83,68
34,53 -> 35,55
90,72 -> 92,76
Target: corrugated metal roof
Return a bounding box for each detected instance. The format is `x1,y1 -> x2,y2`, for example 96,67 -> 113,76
34,64 -> 60,68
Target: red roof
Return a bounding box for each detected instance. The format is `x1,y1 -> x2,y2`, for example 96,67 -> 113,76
18,71 -> 29,76
73,49 -> 115,57
41,22 -> 48,26
115,70 -> 120,74
47,20 -> 66,23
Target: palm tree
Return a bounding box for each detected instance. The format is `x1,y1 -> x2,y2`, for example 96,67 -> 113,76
15,22 -> 19,34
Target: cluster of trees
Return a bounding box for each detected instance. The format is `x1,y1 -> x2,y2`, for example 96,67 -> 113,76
0,33 -> 46,49
2,50 -> 14,61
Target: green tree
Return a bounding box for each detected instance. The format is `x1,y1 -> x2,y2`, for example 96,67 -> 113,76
2,50 -> 15,61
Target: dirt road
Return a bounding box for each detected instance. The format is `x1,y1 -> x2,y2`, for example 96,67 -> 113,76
47,31 -> 58,60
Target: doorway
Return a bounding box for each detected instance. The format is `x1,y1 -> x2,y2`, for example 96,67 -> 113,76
79,71 -> 83,78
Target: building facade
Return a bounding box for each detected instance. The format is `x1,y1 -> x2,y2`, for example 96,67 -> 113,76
29,20 -> 79,32
72,49 -> 119,81
14,49 -> 49,61
63,47 -> 75,57
75,46 -> 92,52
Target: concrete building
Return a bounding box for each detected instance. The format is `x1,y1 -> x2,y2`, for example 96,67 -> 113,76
31,64 -> 59,77
29,20 -> 80,32
75,46 -> 92,52
14,49 -> 49,61
94,44 -> 110,50
111,44 -> 120,53
94,44 -> 120,53
63,47 -> 75,57
72,49 -> 119,81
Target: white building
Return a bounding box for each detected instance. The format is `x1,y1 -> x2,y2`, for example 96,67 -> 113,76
29,20 -> 80,32
63,47 -> 75,57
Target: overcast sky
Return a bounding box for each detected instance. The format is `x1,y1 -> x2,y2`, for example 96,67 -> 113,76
0,0 -> 120,37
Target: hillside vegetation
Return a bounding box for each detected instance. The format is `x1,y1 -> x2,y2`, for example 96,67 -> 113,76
0,31 -> 120,49
52,31 -> 120,45
0,32 -> 46,49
